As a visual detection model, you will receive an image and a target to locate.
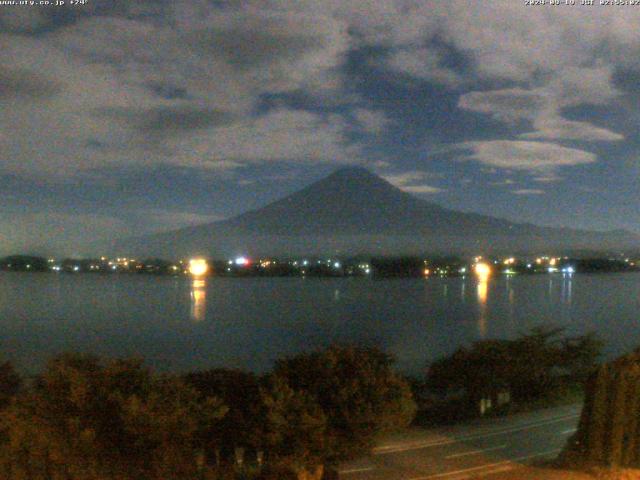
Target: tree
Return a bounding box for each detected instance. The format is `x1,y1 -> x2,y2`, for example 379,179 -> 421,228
565,349 -> 640,469
504,326 -> 567,400
272,345 -> 417,463
0,361 -> 20,410
427,327 -> 603,407
184,368 -> 263,465
0,353 -> 227,480
260,375 -> 327,475
560,332 -> 604,381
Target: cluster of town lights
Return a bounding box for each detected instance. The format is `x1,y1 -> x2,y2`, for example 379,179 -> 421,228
26,253 -> 595,278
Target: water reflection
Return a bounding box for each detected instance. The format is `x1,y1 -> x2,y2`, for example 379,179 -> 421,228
476,272 -> 489,338
190,279 -> 207,322
561,273 -> 573,305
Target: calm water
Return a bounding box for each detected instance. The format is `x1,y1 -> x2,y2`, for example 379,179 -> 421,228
1,272 -> 639,375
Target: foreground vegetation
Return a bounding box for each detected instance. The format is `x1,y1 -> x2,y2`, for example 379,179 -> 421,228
0,346 -> 416,480
0,328 -> 608,479
416,327 -> 603,424
563,348 -> 640,470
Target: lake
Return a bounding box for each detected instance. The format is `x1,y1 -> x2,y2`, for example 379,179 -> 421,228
1,272 -> 639,376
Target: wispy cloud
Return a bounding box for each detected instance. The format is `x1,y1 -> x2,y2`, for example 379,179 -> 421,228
512,189 -> 545,195
383,171 -> 443,194
459,141 -> 596,172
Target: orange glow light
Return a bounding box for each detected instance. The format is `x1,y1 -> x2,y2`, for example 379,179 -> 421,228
189,258 -> 209,276
474,262 -> 491,277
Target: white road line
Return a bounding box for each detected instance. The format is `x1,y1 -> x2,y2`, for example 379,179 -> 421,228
374,414 -> 578,454
470,464 -> 516,479
339,467 -> 375,475
445,444 -> 507,459
408,448 -> 562,480
560,428 -> 577,435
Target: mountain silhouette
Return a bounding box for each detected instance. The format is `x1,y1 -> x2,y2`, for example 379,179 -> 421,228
116,167 -> 640,257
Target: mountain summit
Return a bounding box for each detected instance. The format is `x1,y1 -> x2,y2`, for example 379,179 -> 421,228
226,166 -> 440,234
117,167 -> 640,257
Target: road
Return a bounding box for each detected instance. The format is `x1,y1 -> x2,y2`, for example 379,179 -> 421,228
339,403 -> 582,480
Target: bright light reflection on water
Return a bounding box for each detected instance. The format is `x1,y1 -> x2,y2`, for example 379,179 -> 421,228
190,279 -> 207,322
476,272 -> 489,338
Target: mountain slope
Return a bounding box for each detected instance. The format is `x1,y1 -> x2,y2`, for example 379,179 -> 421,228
115,167 -> 640,257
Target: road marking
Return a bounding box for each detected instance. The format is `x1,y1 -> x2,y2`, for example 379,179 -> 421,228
445,444 -> 507,459
471,464 -> 515,478
408,448 -> 562,480
339,467 -> 375,475
374,414 -> 578,454
559,428 -> 577,435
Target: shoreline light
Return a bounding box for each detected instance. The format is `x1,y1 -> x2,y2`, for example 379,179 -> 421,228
235,256 -> 249,266
474,262 -> 491,277
189,258 -> 209,276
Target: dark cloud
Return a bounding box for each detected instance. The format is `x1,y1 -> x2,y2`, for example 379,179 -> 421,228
0,67 -> 60,99
192,23 -> 324,69
99,105 -> 234,135
613,67 -> 640,94
0,1 -> 148,35
146,82 -> 190,100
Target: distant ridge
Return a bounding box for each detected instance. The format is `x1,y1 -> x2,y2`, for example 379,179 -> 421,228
115,167 -> 640,257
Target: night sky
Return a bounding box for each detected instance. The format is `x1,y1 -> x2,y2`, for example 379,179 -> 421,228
1,1 -> 640,255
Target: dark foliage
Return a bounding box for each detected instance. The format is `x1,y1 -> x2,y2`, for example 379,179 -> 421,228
0,346 -> 417,479
272,345 -> 417,463
0,361 -> 20,410
565,348 -> 640,469
427,327 -> 603,405
185,369 -> 264,463
0,353 -> 226,480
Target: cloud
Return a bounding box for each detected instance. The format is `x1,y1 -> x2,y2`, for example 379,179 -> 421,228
383,171 -> 443,193
489,179 -> 516,186
520,117 -> 624,142
169,109 -> 361,167
0,1 -> 130,34
459,141 -> 596,172
458,88 -> 544,122
0,67 -> 61,99
533,175 -> 562,183
387,46 -> 461,86
0,5 -> 359,178
138,209 -> 224,233
353,108 -> 390,134
326,2 -> 629,144
99,106 -> 234,136
0,210 -> 130,256
1,0 -> 636,182
403,185 -> 443,194
511,189 -> 545,195
458,77 -> 623,143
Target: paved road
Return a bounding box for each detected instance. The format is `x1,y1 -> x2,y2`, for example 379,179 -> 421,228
339,404 -> 582,480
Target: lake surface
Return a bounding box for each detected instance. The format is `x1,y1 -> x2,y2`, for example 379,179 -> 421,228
1,272 -> 639,375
